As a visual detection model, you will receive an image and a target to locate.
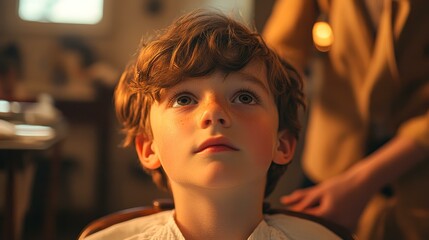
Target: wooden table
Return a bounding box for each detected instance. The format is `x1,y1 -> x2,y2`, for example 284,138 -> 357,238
0,117 -> 67,240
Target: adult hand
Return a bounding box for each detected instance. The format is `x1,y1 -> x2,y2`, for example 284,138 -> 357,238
281,137 -> 429,231
280,172 -> 373,231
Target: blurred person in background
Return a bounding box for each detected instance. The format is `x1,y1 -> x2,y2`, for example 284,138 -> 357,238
0,43 -> 27,100
263,0 -> 429,239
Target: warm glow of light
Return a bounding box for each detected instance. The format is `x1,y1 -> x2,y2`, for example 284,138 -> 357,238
312,21 -> 334,52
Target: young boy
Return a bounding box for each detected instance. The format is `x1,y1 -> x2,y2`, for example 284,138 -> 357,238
87,10 -> 341,239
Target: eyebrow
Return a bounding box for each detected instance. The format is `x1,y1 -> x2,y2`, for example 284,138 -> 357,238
226,71 -> 270,94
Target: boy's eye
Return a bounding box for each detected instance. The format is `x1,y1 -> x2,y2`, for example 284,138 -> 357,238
232,91 -> 259,105
172,94 -> 197,107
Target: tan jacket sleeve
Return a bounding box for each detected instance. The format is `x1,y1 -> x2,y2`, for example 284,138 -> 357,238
262,0 -> 318,73
398,110 -> 429,148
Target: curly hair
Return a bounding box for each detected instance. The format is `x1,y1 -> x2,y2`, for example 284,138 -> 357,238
115,9 -> 305,198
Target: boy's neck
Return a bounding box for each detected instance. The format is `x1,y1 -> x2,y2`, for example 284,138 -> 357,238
170,181 -> 266,240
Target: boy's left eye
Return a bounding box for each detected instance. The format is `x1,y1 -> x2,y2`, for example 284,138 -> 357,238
232,91 -> 258,105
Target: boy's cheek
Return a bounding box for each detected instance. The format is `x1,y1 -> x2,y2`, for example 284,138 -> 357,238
242,125 -> 278,163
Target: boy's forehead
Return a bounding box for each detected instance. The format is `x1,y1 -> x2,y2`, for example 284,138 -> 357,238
226,60 -> 269,92
167,58 -> 268,89
238,59 -> 268,85
180,60 -> 268,88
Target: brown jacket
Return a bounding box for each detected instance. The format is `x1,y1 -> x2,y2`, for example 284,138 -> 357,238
264,0 -> 429,239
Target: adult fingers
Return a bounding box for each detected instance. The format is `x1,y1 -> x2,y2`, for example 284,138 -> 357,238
280,189 -> 307,206
281,189 -> 321,211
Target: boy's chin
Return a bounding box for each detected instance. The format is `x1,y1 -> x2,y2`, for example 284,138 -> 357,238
195,167 -> 264,192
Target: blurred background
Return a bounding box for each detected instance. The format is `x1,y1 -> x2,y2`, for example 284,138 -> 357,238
0,0 -> 306,239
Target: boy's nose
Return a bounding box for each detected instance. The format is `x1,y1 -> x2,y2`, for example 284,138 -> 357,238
198,100 -> 231,129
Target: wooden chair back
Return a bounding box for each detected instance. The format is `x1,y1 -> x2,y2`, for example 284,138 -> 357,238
78,199 -> 357,240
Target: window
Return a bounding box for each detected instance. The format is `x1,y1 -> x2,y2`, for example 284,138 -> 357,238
18,0 -> 104,24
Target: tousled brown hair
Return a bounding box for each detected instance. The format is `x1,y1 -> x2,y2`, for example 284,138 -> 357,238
115,10 -> 305,197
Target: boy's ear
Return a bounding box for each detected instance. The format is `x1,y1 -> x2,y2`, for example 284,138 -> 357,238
273,130 -> 296,165
135,134 -> 161,169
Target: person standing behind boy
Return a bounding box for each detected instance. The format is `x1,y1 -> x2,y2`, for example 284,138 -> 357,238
84,10 -> 346,239
263,0 -> 429,239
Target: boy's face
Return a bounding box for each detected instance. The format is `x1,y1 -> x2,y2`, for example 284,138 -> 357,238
136,59 -> 294,192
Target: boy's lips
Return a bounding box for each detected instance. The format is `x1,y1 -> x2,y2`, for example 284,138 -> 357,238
194,137 -> 239,153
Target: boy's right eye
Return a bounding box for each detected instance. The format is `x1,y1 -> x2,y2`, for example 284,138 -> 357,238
171,94 -> 197,107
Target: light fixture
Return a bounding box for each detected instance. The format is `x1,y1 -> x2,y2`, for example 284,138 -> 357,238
312,14 -> 334,52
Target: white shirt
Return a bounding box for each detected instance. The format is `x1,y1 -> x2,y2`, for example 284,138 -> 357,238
84,210 -> 341,240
